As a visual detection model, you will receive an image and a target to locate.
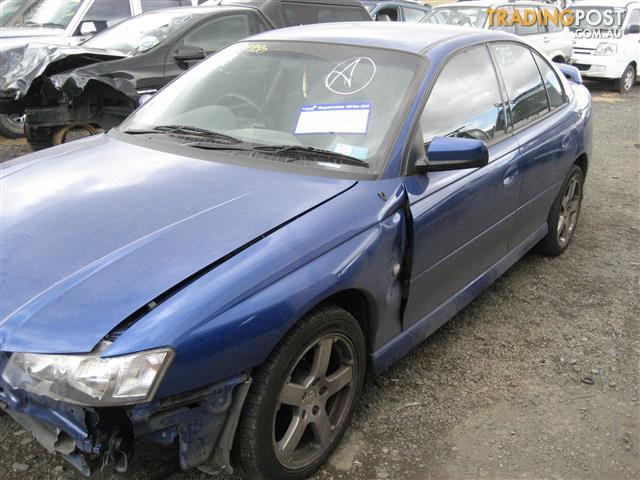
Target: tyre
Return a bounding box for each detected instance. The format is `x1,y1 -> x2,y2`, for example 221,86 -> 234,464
24,120 -> 56,151
0,113 -> 25,139
236,304 -> 366,480
614,64 -> 636,93
537,165 -> 584,256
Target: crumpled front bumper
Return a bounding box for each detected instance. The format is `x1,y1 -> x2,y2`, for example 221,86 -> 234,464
0,352 -> 248,476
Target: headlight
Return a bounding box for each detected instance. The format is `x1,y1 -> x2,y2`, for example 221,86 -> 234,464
593,43 -> 617,56
2,344 -> 174,406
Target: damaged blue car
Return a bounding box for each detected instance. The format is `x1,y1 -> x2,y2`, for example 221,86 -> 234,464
0,22 -> 592,480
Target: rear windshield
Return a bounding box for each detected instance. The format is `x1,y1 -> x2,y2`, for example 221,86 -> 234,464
281,3 -> 371,25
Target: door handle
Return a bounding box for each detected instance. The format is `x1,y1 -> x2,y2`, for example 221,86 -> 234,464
503,167 -> 519,187
543,36 -> 550,43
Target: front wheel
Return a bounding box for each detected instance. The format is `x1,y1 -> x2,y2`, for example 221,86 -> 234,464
614,64 -> 636,93
235,304 -> 366,480
0,113 -> 25,139
537,165 -> 584,256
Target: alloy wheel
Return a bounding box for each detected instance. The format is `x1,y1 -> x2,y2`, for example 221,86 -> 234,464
623,68 -> 634,92
557,176 -> 581,247
272,334 -> 357,470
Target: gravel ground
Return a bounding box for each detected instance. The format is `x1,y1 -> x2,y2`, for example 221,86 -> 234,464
1,83 -> 639,480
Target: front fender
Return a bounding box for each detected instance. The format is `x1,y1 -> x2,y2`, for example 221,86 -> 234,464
106,179 -> 408,399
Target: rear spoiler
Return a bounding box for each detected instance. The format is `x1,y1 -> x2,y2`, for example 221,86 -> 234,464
555,63 -> 582,84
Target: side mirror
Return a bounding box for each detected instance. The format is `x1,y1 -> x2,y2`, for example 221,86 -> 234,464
556,63 -> 582,84
173,47 -> 206,62
420,137 -> 489,172
79,20 -> 97,36
625,24 -> 640,34
138,94 -> 153,106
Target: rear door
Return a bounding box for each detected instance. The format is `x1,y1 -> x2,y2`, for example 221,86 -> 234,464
489,42 -> 577,250
403,44 -> 522,328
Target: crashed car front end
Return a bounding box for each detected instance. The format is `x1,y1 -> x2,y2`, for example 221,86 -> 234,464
0,346 -> 249,476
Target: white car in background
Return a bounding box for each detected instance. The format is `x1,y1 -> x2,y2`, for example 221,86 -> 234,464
421,1 -> 574,62
0,0 -> 196,137
569,0 -> 640,92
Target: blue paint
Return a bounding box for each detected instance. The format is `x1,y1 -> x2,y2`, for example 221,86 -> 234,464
0,22 -> 594,474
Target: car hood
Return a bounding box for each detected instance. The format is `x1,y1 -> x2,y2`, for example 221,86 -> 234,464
0,43 -> 127,107
0,134 -> 356,354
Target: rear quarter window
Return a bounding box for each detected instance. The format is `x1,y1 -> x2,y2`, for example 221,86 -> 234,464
281,3 -> 370,25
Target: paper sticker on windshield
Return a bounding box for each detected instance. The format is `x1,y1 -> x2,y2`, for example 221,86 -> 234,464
325,58 -> 376,95
294,103 -> 371,135
334,143 -> 369,160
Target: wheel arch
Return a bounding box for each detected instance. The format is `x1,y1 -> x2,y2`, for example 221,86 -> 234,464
574,153 -> 589,178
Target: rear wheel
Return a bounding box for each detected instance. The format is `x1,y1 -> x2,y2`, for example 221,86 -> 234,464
537,165 -> 584,256
614,64 -> 636,93
236,304 -> 365,480
0,113 -> 25,139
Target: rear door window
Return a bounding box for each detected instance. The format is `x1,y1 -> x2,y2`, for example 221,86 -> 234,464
281,3 -> 370,25
532,52 -> 565,109
403,7 -> 427,22
490,43 -> 550,129
420,45 -> 507,145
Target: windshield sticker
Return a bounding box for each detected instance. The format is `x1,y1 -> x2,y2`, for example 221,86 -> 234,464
333,143 -> 369,160
294,103 -> 371,135
325,57 -> 376,95
245,44 -> 268,54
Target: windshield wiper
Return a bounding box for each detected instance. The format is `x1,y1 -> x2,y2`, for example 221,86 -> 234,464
253,145 -> 370,169
121,124 -> 242,145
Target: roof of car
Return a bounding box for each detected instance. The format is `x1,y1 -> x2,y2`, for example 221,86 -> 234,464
434,0 -> 550,7
571,0 -> 638,6
250,21 -> 513,53
205,0 -> 367,6
362,0 -> 429,5
140,5 -> 250,15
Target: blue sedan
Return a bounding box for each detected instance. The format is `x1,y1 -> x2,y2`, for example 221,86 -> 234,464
0,22 -> 592,479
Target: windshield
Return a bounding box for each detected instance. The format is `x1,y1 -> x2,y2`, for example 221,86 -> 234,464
569,7 -> 627,31
421,7 -> 488,28
4,0 -> 82,29
1,0 -> 27,26
83,11 -> 197,55
120,41 -> 424,175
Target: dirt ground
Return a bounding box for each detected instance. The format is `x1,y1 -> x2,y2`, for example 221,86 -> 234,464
1,82 -> 638,480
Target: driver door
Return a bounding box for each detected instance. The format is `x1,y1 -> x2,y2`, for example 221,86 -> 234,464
403,44 -> 522,329
164,12 -> 268,83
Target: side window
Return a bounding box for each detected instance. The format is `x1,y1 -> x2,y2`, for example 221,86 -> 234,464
490,43 -> 550,129
542,7 -> 563,33
515,7 -> 541,35
281,4 -> 370,25
403,7 -> 427,23
490,7 -> 516,34
533,52 -> 565,109
626,9 -> 640,33
376,7 -> 400,21
181,14 -> 259,55
141,0 -> 192,13
420,45 -> 507,145
80,0 -> 131,32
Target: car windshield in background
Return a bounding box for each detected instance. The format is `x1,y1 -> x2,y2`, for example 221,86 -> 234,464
0,0 -> 27,26
4,0 -> 82,29
120,41 -> 424,175
421,7 -> 488,28
83,11 -> 198,55
569,7 -> 627,31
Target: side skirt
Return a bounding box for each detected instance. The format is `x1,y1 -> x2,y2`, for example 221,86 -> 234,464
371,224 -> 547,374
